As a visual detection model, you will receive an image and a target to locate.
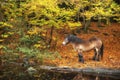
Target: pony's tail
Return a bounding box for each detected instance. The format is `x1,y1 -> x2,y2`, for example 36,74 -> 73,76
100,44 -> 104,59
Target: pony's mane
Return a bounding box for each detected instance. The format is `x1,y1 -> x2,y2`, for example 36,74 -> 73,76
68,35 -> 84,43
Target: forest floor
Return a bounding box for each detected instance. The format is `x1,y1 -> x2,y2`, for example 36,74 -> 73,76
0,22 -> 120,80
44,22 -> 120,69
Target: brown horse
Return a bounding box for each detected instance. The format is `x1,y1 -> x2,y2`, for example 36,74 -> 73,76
62,34 -> 104,63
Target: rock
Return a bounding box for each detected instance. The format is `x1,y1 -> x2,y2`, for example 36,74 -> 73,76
27,67 -> 37,75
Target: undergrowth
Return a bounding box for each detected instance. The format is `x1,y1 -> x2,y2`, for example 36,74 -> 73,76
1,46 -> 61,66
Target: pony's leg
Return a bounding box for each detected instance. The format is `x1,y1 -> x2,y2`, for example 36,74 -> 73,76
97,49 -> 101,61
92,49 -> 97,60
95,48 -> 101,61
78,52 -> 84,63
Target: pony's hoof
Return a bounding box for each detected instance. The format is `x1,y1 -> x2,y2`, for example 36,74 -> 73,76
92,57 -> 100,61
96,59 -> 100,61
79,59 -> 84,63
92,57 -> 96,61
95,59 -> 100,61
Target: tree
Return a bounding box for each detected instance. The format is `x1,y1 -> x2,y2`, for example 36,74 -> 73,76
77,0 -> 119,32
0,1 -> 17,44
92,0 -> 113,26
111,1 -> 120,23
21,0 -> 81,48
77,0 -> 95,32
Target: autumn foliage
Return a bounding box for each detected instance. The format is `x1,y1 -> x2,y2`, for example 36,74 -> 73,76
44,23 -> 120,69
0,0 -> 120,80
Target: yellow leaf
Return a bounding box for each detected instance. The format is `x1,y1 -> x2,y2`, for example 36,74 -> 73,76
2,34 -> 9,38
0,39 -> 4,42
0,45 -> 4,49
34,44 -> 41,48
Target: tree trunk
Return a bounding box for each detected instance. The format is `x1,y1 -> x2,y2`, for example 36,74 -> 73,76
97,16 -> 102,27
48,26 -> 54,47
84,19 -> 91,33
0,8 -> 3,21
82,15 -> 86,27
39,65 -> 120,80
106,17 -> 110,25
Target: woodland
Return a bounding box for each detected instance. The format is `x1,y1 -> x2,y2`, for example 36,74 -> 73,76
0,0 -> 120,80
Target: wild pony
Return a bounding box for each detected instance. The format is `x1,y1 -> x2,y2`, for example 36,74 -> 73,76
62,34 -> 104,63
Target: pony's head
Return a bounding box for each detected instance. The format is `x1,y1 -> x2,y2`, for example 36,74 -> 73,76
62,34 -> 76,45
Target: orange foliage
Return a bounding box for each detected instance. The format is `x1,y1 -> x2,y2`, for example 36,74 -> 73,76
44,23 -> 120,69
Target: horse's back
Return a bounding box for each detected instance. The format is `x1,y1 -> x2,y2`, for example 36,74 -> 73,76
89,37 -> 102,48
89,37 -> 99,41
